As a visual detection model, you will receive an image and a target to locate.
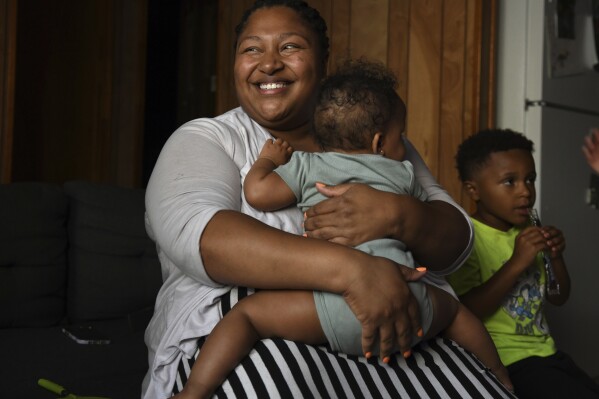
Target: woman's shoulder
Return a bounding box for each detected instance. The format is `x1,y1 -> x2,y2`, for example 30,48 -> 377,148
170,107 -> 268,149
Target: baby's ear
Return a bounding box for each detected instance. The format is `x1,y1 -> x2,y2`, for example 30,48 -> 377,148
463,181 -> 480,201
372,132 -> 383,154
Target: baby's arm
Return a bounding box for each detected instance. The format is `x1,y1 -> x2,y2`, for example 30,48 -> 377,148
244,138 -> 297,211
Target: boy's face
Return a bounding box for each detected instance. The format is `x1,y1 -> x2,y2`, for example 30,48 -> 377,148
466,149 -> 536,231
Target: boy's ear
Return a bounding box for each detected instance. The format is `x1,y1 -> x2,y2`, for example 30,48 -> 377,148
372,132 -> 383,154
463,180 -> 480,201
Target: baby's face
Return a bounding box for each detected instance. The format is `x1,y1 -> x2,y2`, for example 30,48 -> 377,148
381,111 -> 406,162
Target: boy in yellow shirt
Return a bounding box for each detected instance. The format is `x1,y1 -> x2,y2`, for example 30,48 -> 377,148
449,128 -> 599,398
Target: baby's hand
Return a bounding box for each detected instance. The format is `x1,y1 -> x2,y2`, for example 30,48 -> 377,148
259,138 -> 293,167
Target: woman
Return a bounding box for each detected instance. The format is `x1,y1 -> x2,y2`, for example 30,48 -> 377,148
142,1 -> 512,397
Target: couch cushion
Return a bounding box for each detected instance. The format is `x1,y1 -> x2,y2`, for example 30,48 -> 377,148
0,319 -> 148,398
0,182 -> 68,327
64,181 -> 161,322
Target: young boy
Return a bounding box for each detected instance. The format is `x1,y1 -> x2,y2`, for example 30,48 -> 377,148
174,60 -> 512,398
449,128 -> 599,398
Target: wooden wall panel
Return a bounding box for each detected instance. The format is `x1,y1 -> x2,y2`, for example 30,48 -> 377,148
9,0 -> 147,187
0,0 -> 16,183
439,0 -> 467,204
387,1 -> 410,102
349,0 -> 388,64
406,0 -> 443,175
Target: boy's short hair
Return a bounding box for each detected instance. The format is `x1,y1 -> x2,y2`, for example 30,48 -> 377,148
455,128 -> 534,182
314,58 -> 406,151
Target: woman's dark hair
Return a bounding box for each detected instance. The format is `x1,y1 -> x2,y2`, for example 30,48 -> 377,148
234,0 -> 329,62
455,128 -> 534,181
314,58 -> 405,151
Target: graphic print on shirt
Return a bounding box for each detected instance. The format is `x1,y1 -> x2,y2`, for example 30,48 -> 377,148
502,266 -> 550,335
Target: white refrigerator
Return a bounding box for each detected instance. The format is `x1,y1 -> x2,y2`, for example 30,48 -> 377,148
497,0 -> 599,379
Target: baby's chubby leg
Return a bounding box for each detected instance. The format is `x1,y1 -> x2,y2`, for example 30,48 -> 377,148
175,290 -> 326,399
426,286 -> 513,392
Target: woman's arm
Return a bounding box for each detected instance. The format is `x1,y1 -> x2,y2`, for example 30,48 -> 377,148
303,138 -> 472,273
201,210 -> 426,357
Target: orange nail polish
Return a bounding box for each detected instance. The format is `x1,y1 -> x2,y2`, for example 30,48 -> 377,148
417,328 -> 423,337
416,267 -> 427,272
383,356 -> 390,364
365,352 -> 372,359
403,350 -> 411,358
315,182 -> 326,188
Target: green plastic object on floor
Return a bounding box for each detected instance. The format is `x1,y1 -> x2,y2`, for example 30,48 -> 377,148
37,379 -> 111,399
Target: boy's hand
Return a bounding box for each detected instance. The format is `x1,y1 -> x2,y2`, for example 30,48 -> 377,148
540,225 -> 566,259
511,226 -> 549,271
258,138 -> 293,167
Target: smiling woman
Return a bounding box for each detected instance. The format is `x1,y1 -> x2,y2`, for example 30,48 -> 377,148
233,5 -> 325,143
141,1 -> 514,398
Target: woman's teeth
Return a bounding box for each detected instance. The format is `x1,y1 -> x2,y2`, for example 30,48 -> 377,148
260,83 -> 286,90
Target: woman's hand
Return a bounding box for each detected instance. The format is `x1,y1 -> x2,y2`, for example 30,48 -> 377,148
343,257 -> 426,362
303,182 -> 470,270
303,183 -> 395,247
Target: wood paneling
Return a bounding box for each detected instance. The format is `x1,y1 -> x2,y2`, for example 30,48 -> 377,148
0,0 -> 16,184
215,0 -> 496,209
9,0 -> 147,187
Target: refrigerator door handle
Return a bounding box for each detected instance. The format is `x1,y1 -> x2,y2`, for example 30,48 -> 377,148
525,99 -> 599,117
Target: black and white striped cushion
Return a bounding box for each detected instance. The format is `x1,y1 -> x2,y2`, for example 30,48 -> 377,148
173,288 -> 515,398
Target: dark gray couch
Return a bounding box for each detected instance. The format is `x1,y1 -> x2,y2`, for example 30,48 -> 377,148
0,181 -> 162,399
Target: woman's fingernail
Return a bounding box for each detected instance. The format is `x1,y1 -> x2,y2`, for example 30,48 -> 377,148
315,182 -> 326,188
303,212 -> 307,220
403,350 -> 411,358
364,352 -> 372,359
416,267 -> 427,272
383,356 -> 390,364
417,328 -> 423,337
302,233 -> 308,238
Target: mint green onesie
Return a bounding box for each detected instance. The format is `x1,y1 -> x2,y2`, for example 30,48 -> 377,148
275,151 -> 453,355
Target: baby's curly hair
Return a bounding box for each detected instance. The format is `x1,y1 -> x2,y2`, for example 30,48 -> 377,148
314,58 -> 405,151
455,128 -> 534,182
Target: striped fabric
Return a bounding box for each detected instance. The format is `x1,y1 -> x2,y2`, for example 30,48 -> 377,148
173,288 -> 515,399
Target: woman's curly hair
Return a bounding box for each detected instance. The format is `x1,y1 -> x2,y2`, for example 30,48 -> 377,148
455,128 -> 534,182
314,58 -> 405,151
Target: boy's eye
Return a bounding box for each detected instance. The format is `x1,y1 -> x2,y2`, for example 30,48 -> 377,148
502,178 -> 514,186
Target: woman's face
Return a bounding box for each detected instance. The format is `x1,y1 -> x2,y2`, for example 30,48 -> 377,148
234,6 -> 325,133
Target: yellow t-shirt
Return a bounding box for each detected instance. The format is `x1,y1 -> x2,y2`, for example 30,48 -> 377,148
447,218 -> 556,366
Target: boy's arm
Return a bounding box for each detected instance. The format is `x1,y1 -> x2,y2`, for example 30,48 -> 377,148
244,158 -> 296,211
458,226 -> 550,319
244,138 -> 297,211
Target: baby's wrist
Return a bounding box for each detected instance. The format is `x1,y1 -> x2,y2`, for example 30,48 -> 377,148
256,156 -> 280,167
